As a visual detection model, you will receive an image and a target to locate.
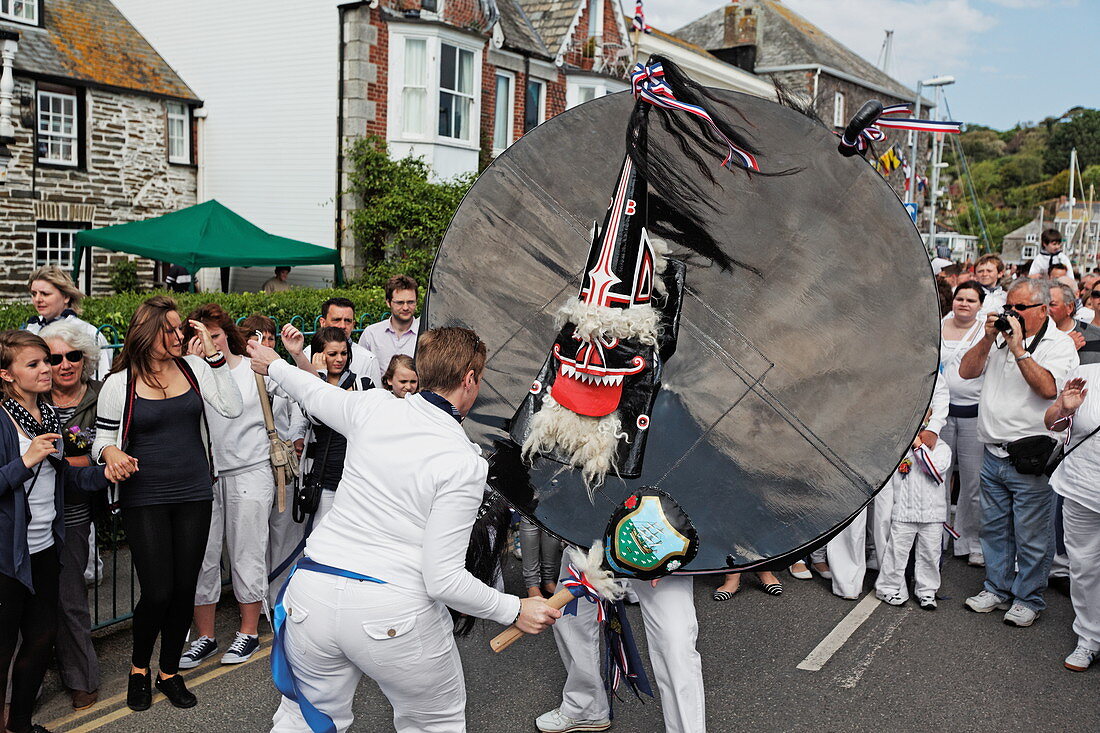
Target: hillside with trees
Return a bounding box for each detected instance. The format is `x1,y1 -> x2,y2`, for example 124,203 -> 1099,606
943,107 -> 1100,248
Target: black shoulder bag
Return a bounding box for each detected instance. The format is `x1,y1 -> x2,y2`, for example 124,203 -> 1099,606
294,429 -> 332,524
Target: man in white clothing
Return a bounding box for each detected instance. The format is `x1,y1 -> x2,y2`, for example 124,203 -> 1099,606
959,277 -> 1079,626
358,274 -> 419,374
304,298 -> 381,388
250,326 -> 559,733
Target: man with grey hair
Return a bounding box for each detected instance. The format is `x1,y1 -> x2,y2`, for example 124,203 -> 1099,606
1048,280 -> 1100,365
958,277 -> 1079,626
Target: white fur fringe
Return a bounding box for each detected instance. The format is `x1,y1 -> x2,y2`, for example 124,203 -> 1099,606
567,541 -> 625,601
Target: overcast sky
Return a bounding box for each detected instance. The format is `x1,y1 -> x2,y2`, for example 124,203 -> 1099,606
639,0 -> 1099,130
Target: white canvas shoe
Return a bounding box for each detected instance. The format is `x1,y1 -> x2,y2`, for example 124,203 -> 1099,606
535,708 -> 611,732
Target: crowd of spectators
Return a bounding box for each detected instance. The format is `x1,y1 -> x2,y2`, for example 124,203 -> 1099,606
4,243 -> 1100,730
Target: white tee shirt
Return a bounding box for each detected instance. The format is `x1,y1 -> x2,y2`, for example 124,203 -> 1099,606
941,315 -> 985,406
1028,251 -> 1072,277
1049,363 -> 1100,514
16,430 -> 58,554
975,318 -> 1080,455
206,357 -> 269,472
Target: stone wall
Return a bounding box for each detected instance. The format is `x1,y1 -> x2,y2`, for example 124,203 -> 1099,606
0,78 -> 197,299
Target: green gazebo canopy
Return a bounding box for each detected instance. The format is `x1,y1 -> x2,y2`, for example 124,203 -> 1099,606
73,199 -> 343,284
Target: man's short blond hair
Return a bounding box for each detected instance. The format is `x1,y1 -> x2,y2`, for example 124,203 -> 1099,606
416,327 -> 486,393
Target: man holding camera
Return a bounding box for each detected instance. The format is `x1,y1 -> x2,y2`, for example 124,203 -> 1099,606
958,278 -> 1079,626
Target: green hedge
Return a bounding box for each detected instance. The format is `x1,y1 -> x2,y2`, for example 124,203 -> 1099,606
0,287 -> 392,336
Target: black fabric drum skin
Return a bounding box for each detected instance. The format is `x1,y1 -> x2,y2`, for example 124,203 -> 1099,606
424,89 -> 939,573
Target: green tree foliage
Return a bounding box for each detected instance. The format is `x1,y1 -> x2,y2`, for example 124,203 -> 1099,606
960,129 -> 1006,162
1043,109 -> 1100,174
107,260 -> 139,294
345,136 -> 474,287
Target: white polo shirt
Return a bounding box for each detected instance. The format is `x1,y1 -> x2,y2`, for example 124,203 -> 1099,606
1049,363 -> 1100,514
975,317 -> 1080,456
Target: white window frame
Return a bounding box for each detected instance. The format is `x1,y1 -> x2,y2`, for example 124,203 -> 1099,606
0,0 -> 38,24
1025,233 -> 1038,243
387,25 -> 482,151
37,89 -> 79,166
166,102 -> 191,164
833,91 -> 846,127
492,70 -> 515,155
438,42 -> 476,142
524,78 -> 546,133
420,0 -> 442,20
34,226 -> 81,269
1021,244 -> 1038,260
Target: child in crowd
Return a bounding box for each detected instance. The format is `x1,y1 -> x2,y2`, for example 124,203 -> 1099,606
875,427 -> 953,610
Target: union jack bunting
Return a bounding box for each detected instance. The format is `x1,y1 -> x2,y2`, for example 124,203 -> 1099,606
561,564 -> 608,622
632,0 -> 651,33
913,445 -> 944,484
630,61 -> 760,171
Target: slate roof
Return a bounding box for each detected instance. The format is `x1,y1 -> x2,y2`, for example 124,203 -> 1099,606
517,0 -> 583,57
1,0 -> 198,101
674,0 -> 917,102
498,0 -> 553,59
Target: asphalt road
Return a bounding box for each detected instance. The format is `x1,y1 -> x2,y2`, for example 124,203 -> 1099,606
36,554 -> 1098,733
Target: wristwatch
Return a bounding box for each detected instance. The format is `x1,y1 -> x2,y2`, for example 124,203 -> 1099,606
1015,352 -> 1032,363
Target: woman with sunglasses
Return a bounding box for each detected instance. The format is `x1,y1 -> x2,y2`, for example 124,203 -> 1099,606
91,296 -> 242,712
39,321 -> 105,711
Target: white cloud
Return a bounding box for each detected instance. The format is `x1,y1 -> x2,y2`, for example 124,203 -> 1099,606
642,0 -> 997,93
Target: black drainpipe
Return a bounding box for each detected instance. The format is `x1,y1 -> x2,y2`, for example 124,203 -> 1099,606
336,4 -> 347,268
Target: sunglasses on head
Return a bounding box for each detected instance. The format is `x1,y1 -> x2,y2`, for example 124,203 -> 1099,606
1004,303 -> 1044,312
47,350 -> 84,366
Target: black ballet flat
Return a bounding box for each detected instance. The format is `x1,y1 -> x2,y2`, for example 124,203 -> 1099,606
127,671 -> 152,711
155,673 -> 197,709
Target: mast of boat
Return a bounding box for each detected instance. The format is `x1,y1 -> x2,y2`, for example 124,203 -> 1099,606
1067,147 -> 1077,263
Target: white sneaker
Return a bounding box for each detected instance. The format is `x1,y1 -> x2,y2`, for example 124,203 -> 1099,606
875,589 -> 907,606
535,708 -> 611,732
1003,602 -> 1038,627
1064,646 -> 1096,672
964,590 -> 1009,613
918,595 -> 937,610
968,551 -> 985,567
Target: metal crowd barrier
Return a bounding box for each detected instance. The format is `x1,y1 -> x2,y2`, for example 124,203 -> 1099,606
87,313 -> 377,630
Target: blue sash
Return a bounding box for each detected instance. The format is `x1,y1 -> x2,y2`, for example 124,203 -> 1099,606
272,557 -> 385,733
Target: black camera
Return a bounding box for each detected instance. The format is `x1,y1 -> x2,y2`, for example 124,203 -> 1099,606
994,309 -> 1024,334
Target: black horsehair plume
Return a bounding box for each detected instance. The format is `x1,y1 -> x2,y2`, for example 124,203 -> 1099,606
627,55 -> 799,277
454,489 -> 513,636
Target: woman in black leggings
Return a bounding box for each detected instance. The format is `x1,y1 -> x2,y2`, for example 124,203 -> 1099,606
91,296 -> 242,711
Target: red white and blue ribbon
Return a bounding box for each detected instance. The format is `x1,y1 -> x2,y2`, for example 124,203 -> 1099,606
630,61 -> 760,171
841,103 -> 961,153
913,445 -> 944,483
561,563 -> 607,622
632,0 -> 651,33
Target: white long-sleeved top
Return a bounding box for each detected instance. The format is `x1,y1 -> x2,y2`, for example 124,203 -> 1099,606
889,441 -> 952,523
926,375 -> 949,437
266,359 -> 520,626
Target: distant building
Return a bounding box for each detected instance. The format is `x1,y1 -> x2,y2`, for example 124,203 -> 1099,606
0,0 -> 200,298
673,0 -> 933,199
923,228 -> 979,263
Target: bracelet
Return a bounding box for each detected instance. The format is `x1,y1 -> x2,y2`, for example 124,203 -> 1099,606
1015,352 -> 1032,363
513,602 -> 522,626
204,351 -> 227,368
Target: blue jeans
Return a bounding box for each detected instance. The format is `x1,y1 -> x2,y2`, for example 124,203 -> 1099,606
979,449 -> 1056,611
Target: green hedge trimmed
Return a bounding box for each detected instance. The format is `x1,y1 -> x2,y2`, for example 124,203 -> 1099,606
0,287 -> 392,336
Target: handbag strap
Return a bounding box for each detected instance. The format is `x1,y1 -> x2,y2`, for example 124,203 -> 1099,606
1062,420 -> 1100,461
255,373 -> 279,440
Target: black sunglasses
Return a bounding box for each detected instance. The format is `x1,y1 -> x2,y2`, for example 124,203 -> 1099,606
47,350 -> 84,366
1004,303 -> 1044,312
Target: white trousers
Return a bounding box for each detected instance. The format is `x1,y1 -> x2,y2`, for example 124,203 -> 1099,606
875,521 -> 941,600
940,416 -> 983,556
1062,497 -> 1100,651
195,463 -> 275,606
552,554 -> 705,733
270,569 -> 465,733
826,490 -> 892,599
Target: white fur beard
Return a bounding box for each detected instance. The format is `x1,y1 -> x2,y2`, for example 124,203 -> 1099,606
521,393 -> 626,501
566,541 -> 625,600
556,301 -> 660,346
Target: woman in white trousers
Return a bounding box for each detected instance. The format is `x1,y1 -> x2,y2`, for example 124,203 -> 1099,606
1045,368 -> 1100,672
250,326 -> 559,733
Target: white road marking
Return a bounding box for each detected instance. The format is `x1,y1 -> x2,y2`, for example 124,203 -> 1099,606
796,594 -> 882,672
837,608 -> 908,688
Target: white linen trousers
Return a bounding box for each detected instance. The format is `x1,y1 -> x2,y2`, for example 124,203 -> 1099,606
1062,497 -> 1100,651
939,415 -> 984,556
823,488 -> 893,599
551,553 -> 705,733
270,568 -> 466,733
875,522 -> 942,600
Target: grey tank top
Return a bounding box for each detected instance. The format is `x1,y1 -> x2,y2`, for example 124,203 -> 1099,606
120,389 -> 211,508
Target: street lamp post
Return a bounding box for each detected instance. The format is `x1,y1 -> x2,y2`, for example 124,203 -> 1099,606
905,75 -> 955,207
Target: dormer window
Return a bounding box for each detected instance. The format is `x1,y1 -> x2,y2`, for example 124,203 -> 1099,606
0,0 -> 38,25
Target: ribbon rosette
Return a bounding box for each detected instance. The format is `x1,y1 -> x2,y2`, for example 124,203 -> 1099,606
561,563 -> 607,623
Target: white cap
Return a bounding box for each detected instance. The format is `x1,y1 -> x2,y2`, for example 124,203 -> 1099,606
931,257 -> 953,275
